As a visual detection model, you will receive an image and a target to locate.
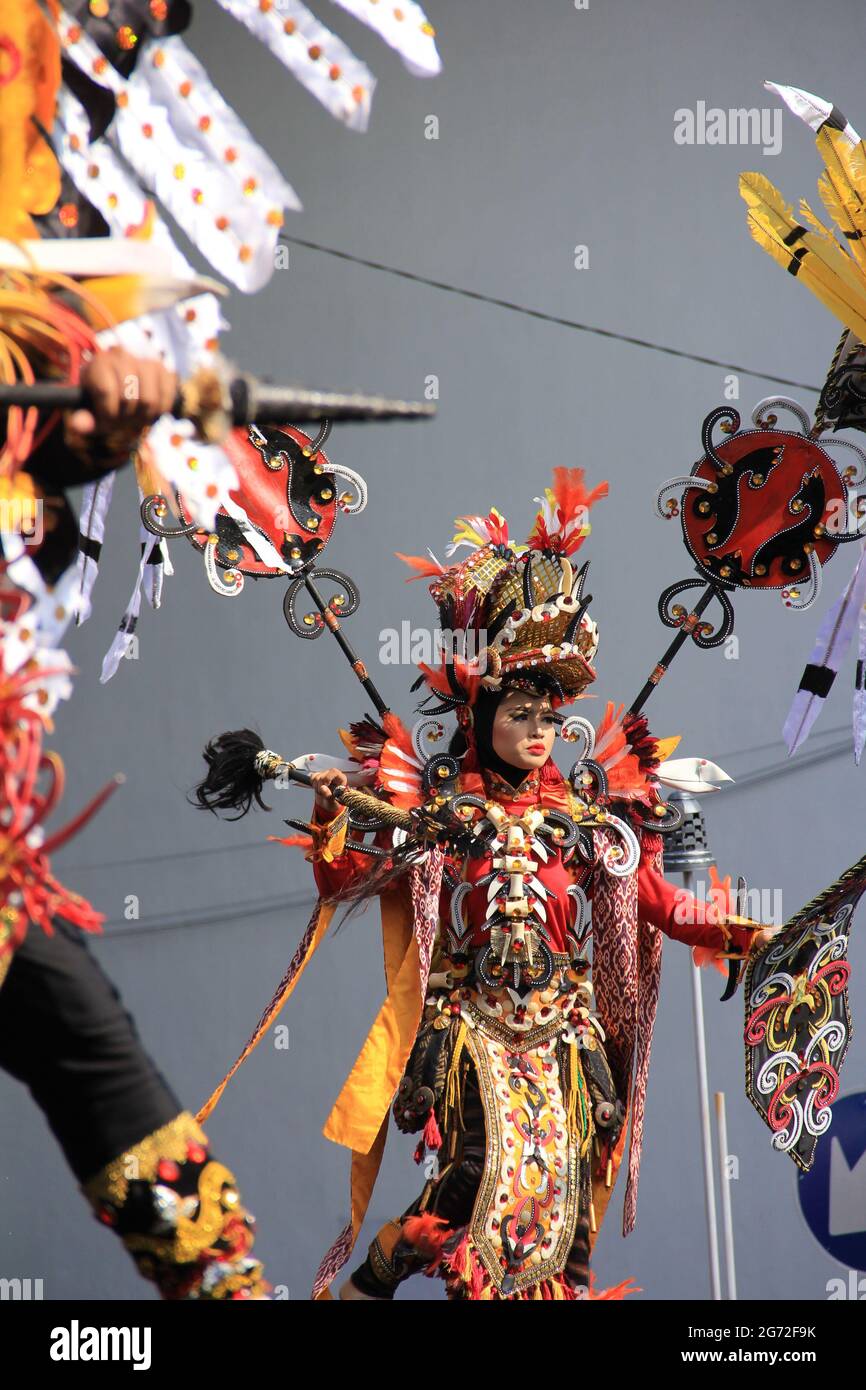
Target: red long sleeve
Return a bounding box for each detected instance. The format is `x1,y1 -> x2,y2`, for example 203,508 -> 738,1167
636,853 -> 753,952
306,795 -> 756,957
309,802 -> 389,900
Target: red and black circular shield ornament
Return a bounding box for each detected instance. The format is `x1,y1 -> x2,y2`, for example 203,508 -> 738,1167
658,402 -> 865,613
140,419 -> 384,709
179,424 -> 342,579
630,399 -> 866,716
683,425 -> 845,594
681,424 -> 847,601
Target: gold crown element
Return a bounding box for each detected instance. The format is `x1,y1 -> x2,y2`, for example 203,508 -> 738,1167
431,545 -> 598,698
405,470 -> 609,704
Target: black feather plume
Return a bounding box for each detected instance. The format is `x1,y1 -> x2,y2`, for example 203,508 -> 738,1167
193,728 -> 271,819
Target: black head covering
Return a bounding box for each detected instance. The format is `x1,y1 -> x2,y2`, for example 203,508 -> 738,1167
448,673 -> 562,787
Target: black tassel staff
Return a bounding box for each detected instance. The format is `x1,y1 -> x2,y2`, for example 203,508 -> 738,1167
193,728 -> 415,830
194,729 -> 277,819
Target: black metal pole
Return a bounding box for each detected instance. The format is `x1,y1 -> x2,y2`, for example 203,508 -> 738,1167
0,379 -> 435,425
302,573 -> 390,717
629,582 -> 719,716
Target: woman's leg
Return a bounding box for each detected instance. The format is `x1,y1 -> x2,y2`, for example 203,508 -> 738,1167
342,1065 -> 486,1299
0,918 -> 268,1299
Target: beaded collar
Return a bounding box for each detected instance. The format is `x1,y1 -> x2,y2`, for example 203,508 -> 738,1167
481,767 -> 542,802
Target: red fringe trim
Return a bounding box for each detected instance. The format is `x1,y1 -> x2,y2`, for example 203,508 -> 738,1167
422,1112 -> 443,1152
269,834 -> 314,852
401,1213 -> 450,1259
588,1274 -> 642,1300
404,1221 -> 640,1301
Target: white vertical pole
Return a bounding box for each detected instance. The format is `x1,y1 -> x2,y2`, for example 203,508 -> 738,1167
715,1090 -> 737,1300
683,867 -> 722,1301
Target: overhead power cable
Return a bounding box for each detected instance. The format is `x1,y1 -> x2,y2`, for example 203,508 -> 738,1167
279,233 -> 824,393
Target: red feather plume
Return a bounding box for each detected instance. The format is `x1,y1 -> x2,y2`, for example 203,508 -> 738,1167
527,468 -> 609,555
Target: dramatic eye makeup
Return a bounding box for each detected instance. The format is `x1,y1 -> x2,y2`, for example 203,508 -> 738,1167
507,703 -> 554,723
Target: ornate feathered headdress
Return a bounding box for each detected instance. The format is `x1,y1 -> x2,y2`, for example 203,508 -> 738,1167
397,468 -> 608,709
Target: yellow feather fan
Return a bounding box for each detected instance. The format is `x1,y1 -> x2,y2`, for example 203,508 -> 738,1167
740,101 -> 866,340
739,170 -> 866,341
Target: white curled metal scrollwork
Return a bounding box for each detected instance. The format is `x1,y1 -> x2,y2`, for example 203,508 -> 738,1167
204,538 -> 244,596
559,714 -> 596,760
327,462 -> 368,515
594,813 -> 640,878
751,395 -> 811,434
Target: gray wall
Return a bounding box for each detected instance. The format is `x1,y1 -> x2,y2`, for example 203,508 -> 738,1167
2,0 -> 865,1300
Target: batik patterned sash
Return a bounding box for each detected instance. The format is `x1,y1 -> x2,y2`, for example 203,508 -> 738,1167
465,1019 -> 583,1295
590,826 -> 663,1234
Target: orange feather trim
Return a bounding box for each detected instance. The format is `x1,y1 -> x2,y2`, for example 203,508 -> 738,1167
416,655 -> 482,707
692,866 -> 736,975
374,710 -> 424,809
394,551 -> 444,581
587,1274 -> 642,1300
268,833 -> 314,852
381,710 -> 414,754
401,1213 -> 450,1259
594,700 -> 652,799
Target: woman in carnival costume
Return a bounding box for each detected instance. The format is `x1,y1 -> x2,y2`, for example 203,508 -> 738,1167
196,468 -> 772,1301
0,1 -> 271,1300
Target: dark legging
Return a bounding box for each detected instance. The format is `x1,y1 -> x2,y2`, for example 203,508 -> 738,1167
0,918 -> 180,1183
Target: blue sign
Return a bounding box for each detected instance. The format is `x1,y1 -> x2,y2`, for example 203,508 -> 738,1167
797,1090 -> 866,1272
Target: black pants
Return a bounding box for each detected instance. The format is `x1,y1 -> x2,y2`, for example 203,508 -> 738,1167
0,919 -> 180,1183
351,1067 -> 488,1297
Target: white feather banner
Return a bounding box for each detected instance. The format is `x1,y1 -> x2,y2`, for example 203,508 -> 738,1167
144,416 -> 238,531
59,15 -> 296,290
214,0 -> 375,130
134,35 -> 301,232
100,525 -> 164,683
57,89 -> 230,371
330,0 -> 440,77
854,601 -> 866,764
0,533 -> 79,715
74,475 -> 116,627
764,80 -> 861,145
56,88 -> 184,261
101,292 -> 227,379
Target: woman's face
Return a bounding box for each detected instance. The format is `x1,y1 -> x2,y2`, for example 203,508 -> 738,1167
491,690 -> 557,771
